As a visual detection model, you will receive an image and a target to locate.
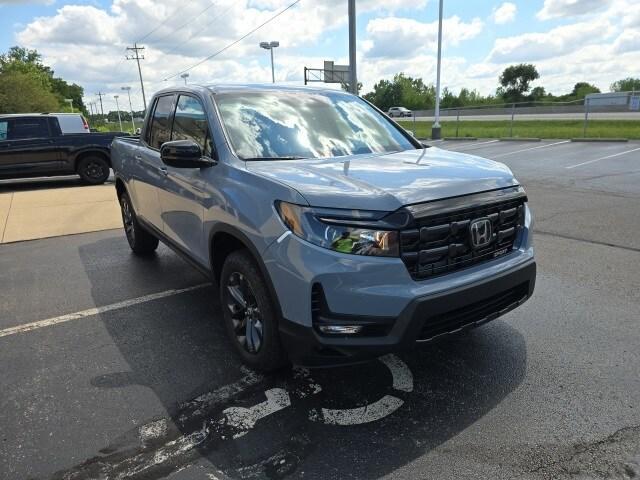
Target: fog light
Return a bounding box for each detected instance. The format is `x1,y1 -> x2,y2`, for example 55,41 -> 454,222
317,325 -> 363,335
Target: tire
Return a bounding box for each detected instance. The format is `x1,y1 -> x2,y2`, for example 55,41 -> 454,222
77,155 -> 110,184
118,191 -> 159,255
220,250 -> 287,372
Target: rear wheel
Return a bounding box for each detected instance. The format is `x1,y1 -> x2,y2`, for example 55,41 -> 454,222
220,250 -> 287,372
119,191 -> 158,255
77,155 -> 110,184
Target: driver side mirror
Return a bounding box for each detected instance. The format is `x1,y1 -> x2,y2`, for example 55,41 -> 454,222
160,140 -> 216,168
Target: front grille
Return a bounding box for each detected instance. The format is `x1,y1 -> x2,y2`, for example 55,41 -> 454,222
418,282 -> 529,341
400,196 -> 526,280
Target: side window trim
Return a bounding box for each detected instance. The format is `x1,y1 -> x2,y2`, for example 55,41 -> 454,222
143,98 -> 159,148
172,93 -> 215,159
144,94 -> 177,151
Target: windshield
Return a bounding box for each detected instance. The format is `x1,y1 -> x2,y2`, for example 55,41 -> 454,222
214,91 -> 416,160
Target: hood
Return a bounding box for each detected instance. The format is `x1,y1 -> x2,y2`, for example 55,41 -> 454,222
246,147 -> 519,211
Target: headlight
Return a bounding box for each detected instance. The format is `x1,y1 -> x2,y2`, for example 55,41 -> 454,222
276,201 -> 400,257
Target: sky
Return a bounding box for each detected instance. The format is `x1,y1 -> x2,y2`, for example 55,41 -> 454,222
0,0 -> 638,112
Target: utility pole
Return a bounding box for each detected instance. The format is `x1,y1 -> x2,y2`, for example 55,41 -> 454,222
96,92 -> 105,116
96,92 -> 106,117
432,0 -> 444,140
348,0 -> 358,95
126,43 -> 147,110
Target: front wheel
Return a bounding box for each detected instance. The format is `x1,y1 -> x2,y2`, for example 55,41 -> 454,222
119,191 -> 159,255
220,250 -> 287,372
77,155 -> 110,184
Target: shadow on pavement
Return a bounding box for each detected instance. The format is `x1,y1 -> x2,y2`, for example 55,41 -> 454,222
57,236 -> 528,479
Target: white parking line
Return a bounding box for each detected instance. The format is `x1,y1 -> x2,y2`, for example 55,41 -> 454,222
449,139 -> 500,151
0,284 -> 210,338
565,147 -> 640,169
491,140 -> 570,159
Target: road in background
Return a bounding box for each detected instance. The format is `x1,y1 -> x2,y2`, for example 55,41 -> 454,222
1,141 -> 639,479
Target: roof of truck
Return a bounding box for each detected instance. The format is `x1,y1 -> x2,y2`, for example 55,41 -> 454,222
153,83 -> 348,96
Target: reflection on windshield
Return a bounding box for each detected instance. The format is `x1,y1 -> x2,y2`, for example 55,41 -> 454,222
215,91 -> 415,160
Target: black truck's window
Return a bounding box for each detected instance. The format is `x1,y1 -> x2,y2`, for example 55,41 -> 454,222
172,95 -> 212,156
7,118 -> 49,140
148,95 -> 174,149
0,121 -> 7,141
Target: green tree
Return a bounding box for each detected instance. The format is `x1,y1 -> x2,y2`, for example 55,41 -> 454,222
363,73 -> 435,112
610,77 -> 640,92
0,46 -> 86,114
0,71 -> 59,113
571,82 -> 600,99
51,77 -> 86,113
498,64 -> 540,103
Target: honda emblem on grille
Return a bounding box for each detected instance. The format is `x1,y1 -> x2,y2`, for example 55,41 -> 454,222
470,218 -> 492,248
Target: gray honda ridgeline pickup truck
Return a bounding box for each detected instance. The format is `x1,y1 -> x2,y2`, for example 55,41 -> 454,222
111,84 -> 536,371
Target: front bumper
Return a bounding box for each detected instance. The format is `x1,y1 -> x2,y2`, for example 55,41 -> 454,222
279,259 -> 536,367
263,202 -> 535,367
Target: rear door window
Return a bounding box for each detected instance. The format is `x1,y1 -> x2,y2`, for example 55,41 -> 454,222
147,95 -> 175,149
0,121 -> 7,140
172,95 -> 213,157
7,118 -> 50,140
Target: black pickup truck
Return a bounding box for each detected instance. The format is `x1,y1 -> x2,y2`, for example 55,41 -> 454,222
0,114 -> 129,184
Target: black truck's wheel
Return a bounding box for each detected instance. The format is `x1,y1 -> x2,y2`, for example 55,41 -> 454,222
220,250 -> 287,372
77,155 -> 110,184
118,192 -> 159,255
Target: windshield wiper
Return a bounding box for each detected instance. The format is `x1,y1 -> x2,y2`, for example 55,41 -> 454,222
243,156 -> 307,161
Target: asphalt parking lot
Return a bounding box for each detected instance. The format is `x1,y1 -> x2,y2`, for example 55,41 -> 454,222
1,140 -> 639,480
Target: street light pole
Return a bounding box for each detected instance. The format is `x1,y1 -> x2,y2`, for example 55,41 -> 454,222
348,0 -> 358,95
181,73 -> 189,85
114,95 -> 123,132
432,0 -> 444,140
270,48 -> 275,83
121,86 -> 136,133
65,98 -> 74,112
259,41 -> 279,83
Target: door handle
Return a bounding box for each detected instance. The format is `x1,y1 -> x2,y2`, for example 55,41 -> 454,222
159,167 -> 168,175
134,155 -> 143,160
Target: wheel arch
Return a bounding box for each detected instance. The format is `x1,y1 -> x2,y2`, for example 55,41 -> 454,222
74,149 -> 111,171
209,225 -> 284,321
115,176 -> 127,199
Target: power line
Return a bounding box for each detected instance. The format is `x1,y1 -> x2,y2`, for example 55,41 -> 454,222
151,0 -> 221,47
161,2 -> 235,58
163,0 -> 303,81
135,0 -> 195,44
126,43 -> 147,110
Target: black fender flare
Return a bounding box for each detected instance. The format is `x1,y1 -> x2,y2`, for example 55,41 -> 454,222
208,224 -> 284,322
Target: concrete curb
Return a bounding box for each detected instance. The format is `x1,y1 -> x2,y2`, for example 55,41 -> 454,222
570,138 -> 629,142
443,137 -> 477,141
499,137 -> 541,142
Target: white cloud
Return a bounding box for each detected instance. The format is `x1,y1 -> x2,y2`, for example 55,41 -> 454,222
492,2 -> 517,24
9,0 -> 640,105
537,0 -> 612,20
364,15 -> 483,58
487,19 -> 614,63
613,29 -> 640,54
